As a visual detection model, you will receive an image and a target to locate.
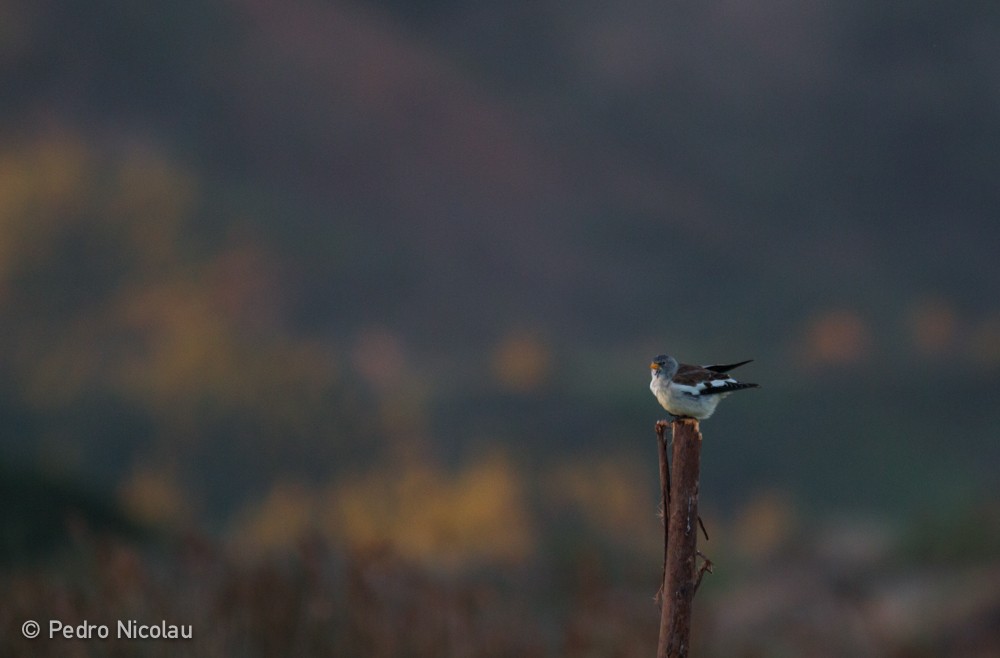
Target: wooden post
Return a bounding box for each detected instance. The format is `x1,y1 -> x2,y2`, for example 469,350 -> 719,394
655,420 -> 670,607
656,419 -> 703,658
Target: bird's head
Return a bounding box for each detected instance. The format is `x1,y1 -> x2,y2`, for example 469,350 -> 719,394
650,354 -> 678,379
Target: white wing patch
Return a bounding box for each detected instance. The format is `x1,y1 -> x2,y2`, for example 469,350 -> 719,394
672,382 -> 708,398
693,378 -> 738,394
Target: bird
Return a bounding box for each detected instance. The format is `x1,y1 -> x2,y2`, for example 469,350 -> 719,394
649,354 -> 758,421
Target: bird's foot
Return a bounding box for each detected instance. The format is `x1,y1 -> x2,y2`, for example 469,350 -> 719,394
658,413 -> 688,426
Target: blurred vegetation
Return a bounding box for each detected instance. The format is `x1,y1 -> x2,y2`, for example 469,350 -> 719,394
3,501 -> 999,657
1,0 -> 999,654
0,463 -> 140,565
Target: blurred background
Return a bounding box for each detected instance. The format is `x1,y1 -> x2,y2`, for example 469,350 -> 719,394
2,0 -> 999,655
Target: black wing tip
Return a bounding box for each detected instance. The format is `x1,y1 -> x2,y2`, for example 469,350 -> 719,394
707,359 -> 754,373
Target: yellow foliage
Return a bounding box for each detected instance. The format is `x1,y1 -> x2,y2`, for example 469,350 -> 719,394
0,133 -> 210,410
731,490 -> 797,560
0,134 -> 89,278
116,280 -> 236,407
229,482 -> 317,555
113,277 -> 337,420
119,465 -> 194,527
0,135 -> 192,283
326,452 -> 535,568
229,453 -> 536,568
491,331 -> 551,392
544,455 -> 659,551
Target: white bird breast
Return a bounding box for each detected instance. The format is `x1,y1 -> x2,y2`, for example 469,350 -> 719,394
650,376 -> 724,420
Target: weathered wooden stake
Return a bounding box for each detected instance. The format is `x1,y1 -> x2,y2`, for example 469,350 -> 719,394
655,420 -> 671,606
655,419 -> 704,658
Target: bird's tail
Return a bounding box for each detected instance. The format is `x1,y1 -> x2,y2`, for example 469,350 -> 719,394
705,359 -> 753,373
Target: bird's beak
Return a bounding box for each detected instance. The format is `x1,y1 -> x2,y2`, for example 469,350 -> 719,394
650,362 -> 660,370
